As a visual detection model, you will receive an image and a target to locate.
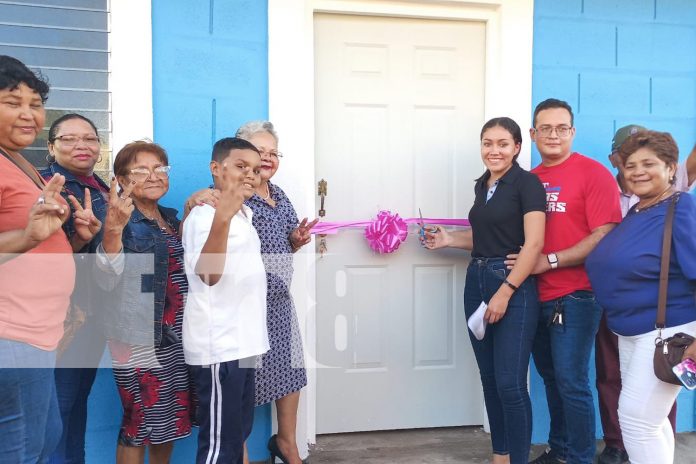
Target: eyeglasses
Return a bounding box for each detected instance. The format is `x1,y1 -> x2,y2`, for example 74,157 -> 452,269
129,166 -> 172,181
258,149 -> 283,159
534,125 -> 573,138
54,135 -> 101,147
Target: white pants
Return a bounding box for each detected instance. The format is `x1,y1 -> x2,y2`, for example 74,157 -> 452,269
617,321 -> 696,464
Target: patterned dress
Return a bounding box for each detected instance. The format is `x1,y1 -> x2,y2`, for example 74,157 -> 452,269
246,182 -> 307,406
109,230 -> 196,446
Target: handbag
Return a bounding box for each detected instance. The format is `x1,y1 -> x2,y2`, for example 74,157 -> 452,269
653,194 -> 696,385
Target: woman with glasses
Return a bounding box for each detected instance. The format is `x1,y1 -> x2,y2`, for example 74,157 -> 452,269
40,113 -> 109,464
236,121 -> 316,464
95,141 -> 195,464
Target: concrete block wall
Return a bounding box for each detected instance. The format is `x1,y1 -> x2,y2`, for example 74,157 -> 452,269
152,0 -> 271,212
151,0 -> 272,461
532,0 -> 696,170
530,0 -> 696,444
84,1 -> 272,463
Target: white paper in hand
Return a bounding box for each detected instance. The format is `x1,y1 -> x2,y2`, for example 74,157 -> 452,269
467,301 -> 488,340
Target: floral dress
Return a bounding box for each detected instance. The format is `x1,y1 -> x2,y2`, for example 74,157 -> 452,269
246,182 -> 307,406
109,230 -> 196,446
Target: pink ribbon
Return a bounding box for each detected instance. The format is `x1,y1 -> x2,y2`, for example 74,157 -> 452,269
311,211 -> 470,254
311,217 -> 470,235
364,211 -> 409,254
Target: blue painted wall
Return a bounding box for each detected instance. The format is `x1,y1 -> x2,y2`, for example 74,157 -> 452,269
151,0 -> 271,461
530,0 -> 696,444
84,1 -> 272,462
81,0 -> 696,459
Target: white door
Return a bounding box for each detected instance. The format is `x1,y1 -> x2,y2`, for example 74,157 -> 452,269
314,13 -> 487,434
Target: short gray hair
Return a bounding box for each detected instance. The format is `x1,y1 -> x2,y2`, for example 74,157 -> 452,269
235,120 -> 279,143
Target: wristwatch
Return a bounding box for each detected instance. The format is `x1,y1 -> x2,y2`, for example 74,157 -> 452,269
547,253 -> 559,269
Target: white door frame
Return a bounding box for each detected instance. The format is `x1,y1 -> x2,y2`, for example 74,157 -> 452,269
268,0 -> 534,445
110,0 -> 154,157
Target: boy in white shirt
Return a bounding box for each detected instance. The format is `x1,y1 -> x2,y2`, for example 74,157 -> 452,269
182,137 -> 269,464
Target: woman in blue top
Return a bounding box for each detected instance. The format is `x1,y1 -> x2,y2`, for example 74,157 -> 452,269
586,130 -> 696,464
40,113 -> 108,464
424,117 -> 546,464
236,121 -> 316,464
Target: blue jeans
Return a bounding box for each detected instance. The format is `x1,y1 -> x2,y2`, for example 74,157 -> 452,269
47,368 -> 98,464
532,291 -> 603,464
464,258 -> 540,464
49,315 -> 106,464
0,339 -> 62,464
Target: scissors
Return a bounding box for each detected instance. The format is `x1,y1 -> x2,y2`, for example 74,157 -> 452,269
418,208 -> 426,240
418,208 -> 438,245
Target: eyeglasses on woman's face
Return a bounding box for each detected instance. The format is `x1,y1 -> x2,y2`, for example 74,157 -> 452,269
258,149 -> 283,159
128,165 -> 172,182
54,135 -> 101,147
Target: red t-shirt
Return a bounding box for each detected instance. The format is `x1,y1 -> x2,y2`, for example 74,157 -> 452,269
531,153 -> 621,302
0,156 -> 75,350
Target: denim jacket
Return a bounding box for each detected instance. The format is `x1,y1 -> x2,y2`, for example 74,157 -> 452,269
39,163 -> 110,316
39,162 -> 110,253
95,205 -> 180,347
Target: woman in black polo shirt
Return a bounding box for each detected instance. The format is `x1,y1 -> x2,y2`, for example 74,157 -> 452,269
424,117 -> 546,464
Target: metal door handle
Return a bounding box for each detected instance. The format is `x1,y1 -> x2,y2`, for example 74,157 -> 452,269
318,179 -> 327,217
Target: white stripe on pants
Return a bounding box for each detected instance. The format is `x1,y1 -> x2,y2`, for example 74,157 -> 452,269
618,321 -> 696,464
206,364 -> 222,464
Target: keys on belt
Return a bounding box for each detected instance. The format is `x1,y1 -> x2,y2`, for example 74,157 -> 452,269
549,299 -> 564,327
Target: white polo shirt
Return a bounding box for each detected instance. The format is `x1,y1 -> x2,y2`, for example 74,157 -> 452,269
182,204 -> 269,366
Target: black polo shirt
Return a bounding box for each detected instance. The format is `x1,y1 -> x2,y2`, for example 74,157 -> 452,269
469,162 -> 546,258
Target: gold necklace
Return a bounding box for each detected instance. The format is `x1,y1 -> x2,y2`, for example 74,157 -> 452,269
635,186 -> 673,212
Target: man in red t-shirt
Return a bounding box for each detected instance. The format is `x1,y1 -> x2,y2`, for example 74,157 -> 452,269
525,99 -> 622,464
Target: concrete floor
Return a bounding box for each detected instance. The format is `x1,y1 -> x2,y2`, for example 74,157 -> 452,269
305,426 -> 696,463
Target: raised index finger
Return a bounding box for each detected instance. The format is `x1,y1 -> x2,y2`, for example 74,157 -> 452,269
43,173 -> 65,199
68,195 -> 84,212
83,188 -> 92,211
109,178 -> 119,202
121,180 -> 136,199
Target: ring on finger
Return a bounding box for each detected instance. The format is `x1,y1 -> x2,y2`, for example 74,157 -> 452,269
36,195 -> 46,205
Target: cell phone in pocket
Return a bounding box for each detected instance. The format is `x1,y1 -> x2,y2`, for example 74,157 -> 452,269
672,358 -> 696,390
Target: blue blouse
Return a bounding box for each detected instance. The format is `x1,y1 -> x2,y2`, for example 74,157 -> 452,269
586,193 -> 696,336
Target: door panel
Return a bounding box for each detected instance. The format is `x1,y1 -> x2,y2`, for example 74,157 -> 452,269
314,12 -> 486,433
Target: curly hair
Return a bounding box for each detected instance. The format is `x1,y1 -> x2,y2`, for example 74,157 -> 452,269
618,130 -> 678,169
0,55 -> 49,103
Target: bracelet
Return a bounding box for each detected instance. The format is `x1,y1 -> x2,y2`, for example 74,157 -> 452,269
503,279 -> 519,292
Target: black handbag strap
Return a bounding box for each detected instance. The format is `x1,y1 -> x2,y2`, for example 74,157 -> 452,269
0,146 -> 45,190
656,194 -> 679,329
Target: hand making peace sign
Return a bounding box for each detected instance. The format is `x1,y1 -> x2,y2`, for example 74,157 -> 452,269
215,162 -> 246,221
290,217 -> 319,251
68,188 -> 102,243
23,174 -> 70,245
104,178 -> 135,233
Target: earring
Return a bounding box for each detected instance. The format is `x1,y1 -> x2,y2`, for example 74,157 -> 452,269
45,153 -> 55,163
97,155 -> 103,163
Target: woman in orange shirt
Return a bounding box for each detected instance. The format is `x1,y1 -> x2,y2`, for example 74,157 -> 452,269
0,55 -> 100,462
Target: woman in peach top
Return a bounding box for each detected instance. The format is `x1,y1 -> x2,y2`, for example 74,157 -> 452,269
0,55 -> 100,462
